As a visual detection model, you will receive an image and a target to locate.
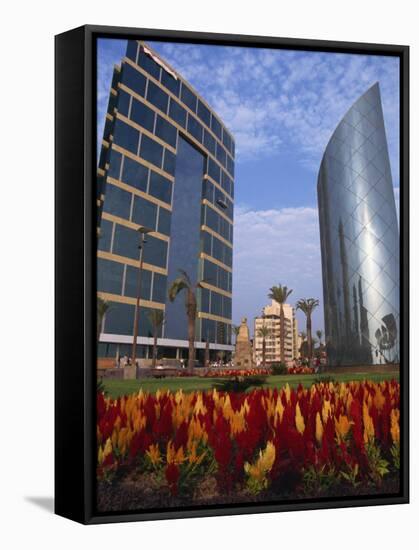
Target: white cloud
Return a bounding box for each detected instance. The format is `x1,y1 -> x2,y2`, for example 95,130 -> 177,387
151,43 -> 400,178
232,205 -> 324,334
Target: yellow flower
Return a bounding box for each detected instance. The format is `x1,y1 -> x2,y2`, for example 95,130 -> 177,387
244,441 -> 276,484
373,388 -> 386,411
103,437 -> 112,460
315,412 -> 323,444
284,384 -> 291,403
363,401 -> 375,443
230,410 -> 246,435
295,403 -> 305,435
166,441 -> 186,465
146,444 -> 161,466
390,408 -> 400,444
322,399 -> 331,424
188,441 -> 206,465
335,415 -> 352,441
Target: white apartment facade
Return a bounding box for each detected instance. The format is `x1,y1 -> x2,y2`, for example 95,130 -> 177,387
254,301 -> 299,365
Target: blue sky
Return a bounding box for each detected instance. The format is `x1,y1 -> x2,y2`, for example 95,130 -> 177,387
97,38 -> 400,336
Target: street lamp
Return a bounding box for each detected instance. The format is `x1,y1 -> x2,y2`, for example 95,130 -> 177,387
131,225 -> 153,368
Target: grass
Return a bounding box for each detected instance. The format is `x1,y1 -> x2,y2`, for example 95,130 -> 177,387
101,371 -> 399,399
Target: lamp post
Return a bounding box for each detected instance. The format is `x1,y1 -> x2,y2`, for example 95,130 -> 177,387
131,226 -> 152,368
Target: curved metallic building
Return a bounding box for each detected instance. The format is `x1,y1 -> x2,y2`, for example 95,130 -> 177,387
317,83 -> 399,365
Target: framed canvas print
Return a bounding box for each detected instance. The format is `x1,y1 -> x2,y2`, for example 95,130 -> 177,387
55,25 -> 409,524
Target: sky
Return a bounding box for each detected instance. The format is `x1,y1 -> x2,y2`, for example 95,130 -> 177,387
97,38 -> 400,337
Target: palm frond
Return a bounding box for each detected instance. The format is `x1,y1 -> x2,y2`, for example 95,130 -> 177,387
168,278 -> 189,302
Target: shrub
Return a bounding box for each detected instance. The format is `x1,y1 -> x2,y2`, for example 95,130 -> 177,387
271,363 -> 288,375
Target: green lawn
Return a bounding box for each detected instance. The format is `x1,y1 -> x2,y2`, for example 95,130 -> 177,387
101,371 -> 399,399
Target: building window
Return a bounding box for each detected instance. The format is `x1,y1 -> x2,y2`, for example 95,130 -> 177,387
227,155 -> 235,177
216,142 -> 227,168
207,157 -> 220,184
117,89 -> 131,117
121,64 -> 146,96
157,207 -> 171,236
210,291 -> 223,316
201,318 -> 216,342
113,224 -> 141,260
201,230 -> 212,255
187,114 -> 203,143
163,149 -> 176,176
130,98 -> 155,132
146,81 -> 169,113
203,130 -> 216,156
149,171 -> 172,205
98,219 -> 113,252
168,99 -> 187,128
155,115 -> 177,148
121,156 -> 148,192
97,258 -> 124,295
102,183 -> 132,220
138,50 -> 161,80
132,195 -> 157,229
124,264 -> 152,300
161,69 -> 180,96
104,301 -> 135,335
180,84 -> 197,112
152,272 -> 167,303
107,149 -> 122,180
143,235 -> 168,269
140,134 -> 163,168
211,116 -> 222,140
199,287 -> 210,313
202,179 -> 214,202
197,100 -> 211,127
113,119 -> 139,155
126,40 -> 138,63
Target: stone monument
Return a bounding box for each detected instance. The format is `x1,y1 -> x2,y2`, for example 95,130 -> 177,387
234,317 -> 254,369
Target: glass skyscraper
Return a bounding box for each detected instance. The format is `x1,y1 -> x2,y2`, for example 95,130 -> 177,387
97,41 -> 235,362
317,83 -> 399,366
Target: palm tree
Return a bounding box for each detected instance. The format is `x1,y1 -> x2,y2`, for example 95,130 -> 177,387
168,270 -> 201,373
316,329 -> 323,348
148,310 -> 165,369
97,297 -> 110,342
296,298 -> 320,359
232,325 -> 241,344
257,324 -> 270,367
268,284 -> 293,364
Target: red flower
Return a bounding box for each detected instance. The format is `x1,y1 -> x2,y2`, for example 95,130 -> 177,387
165,463 -> 180,496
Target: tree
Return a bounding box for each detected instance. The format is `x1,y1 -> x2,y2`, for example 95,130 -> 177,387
148,309 -> 165,369
232,325 -> 240,344
168,270 -> 201,373
296,298 -> 320,359
257,324 -> 270,367
316,329 -> 323,348
268,284 -> 293,364
97,297 -> 110,342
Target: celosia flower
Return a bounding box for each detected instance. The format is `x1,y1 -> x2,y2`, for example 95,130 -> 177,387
244,441 -> 276,485
295,403 -> 305,435
390,408 -> 400,444
145,443 -> 161,466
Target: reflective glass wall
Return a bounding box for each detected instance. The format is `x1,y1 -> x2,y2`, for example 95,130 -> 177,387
97,40 -> 235,357
317,83 -> 399,365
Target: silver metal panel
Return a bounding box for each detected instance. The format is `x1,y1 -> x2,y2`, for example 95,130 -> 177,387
317,83 -> 399,365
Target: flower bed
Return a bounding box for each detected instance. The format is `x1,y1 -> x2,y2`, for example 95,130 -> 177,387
203,368 -> 271,378
97,380 -> 400,508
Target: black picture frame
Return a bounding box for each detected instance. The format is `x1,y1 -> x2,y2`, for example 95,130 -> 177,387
55,24 -> 409,524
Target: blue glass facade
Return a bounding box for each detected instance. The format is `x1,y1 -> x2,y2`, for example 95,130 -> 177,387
317,83 -> 399,365
97,40 -> 235,358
